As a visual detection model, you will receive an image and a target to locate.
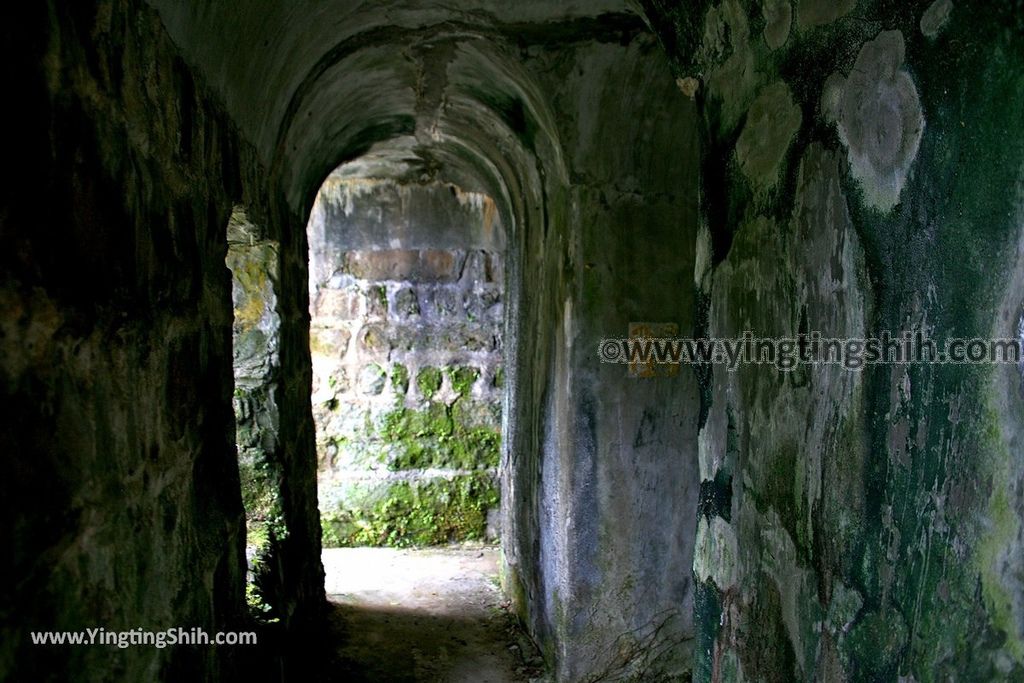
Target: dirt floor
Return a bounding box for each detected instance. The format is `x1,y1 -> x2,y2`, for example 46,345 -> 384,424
320,546 -> 546,682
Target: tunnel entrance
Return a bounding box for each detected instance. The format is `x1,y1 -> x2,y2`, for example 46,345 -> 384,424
219,11 -> 700,679
304,171 -> 538,678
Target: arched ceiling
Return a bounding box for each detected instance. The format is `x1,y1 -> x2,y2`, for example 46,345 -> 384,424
145,0 -> 649,216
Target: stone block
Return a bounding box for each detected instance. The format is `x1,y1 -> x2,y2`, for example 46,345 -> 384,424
357,324 -> 392,355
420,249 -> 461,280
310,327 -> 351,358
358,363 -> 387,395
314,288 -> 361,319
365,284 -> 388,318
485,252 -> 504,284
426,288 -> 459,317
461,251 -> 488,284
394,286 -> 420,318
344,249 -> 463,282
462,292 -> 485,322
344,249 -> 418,280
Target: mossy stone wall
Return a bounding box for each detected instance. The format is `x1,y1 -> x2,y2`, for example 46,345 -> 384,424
308,179 -> 505,547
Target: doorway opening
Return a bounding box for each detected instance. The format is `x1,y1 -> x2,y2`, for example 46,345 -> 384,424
224,206 -> 284,623
306,170 -> 538,677
308,172 -> 505,548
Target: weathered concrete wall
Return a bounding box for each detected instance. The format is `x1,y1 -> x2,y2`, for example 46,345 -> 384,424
0,2 -> 250,679
501,32 -> 702,681
0,1 -> 326,679
639,0 -> 1024,680
307,179 -> 505,547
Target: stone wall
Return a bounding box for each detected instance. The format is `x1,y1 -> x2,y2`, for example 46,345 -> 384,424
4,4 -> 703,679
307,178 -> 505,547
16,2 -> 1023,681
135,4 -> 706,675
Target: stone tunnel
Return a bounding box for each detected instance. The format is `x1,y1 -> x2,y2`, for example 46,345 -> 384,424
1,0 -> 1023,681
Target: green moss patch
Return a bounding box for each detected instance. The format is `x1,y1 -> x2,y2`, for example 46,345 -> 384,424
416,366 -> 443,399
390,363 -> 409,394
381,402 -> 500,471
447,365 -> 479,396
237,445 -> 285,623
321,474 -> 498,547
321,361 -> 502,550
226,242 -> 276,330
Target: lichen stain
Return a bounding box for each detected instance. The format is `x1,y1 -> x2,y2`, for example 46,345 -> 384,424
701,1 -> 763,135
736,81 -> 802,194
676,76 -> 700,99
920,0 -> 954,39
796,0 -> 855,30
826,30 -> 925,212
762,0 -> 792,50
694,515 -> 739,590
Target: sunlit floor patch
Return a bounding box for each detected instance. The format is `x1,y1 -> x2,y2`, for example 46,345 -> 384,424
322,546 -> 545,682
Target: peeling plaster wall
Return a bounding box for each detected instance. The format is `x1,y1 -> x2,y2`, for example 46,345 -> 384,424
639,0 -> 1024,680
